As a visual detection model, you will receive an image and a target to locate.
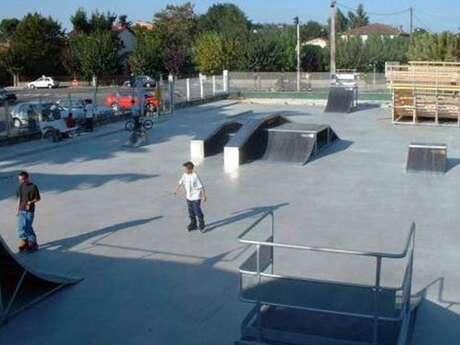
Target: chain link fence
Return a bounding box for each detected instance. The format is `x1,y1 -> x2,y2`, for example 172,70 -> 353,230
229,71 -> 387,92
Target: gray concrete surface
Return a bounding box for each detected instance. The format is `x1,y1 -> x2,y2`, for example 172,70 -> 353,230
0,101 -> 459,344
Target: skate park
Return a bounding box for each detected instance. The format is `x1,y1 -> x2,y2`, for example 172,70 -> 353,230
1,95 -> 460,345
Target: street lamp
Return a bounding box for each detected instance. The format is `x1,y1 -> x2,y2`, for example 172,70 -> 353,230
294,17 -> 300,92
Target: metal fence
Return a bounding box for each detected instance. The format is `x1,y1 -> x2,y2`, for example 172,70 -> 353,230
229,71 -> 387,92
0,71 -> 229,142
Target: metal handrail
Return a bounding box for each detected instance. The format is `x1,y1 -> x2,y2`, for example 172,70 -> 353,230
238,210 -> 416,345
239,211 -> 415,260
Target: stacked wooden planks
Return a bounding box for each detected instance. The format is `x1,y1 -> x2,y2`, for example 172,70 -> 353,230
386,61 -> 460,125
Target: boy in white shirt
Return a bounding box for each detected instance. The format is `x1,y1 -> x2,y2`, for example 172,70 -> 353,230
174,161 -> 207,232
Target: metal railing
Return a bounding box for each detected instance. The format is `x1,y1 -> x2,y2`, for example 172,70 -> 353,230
238,210 -> 416,345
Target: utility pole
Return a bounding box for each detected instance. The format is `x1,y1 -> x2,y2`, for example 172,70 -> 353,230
294,17 -> 301,92
409,7 -> 414,35
330,1 -> 337,82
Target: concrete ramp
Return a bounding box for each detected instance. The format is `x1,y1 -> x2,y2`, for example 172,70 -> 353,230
0,236 -> 81,325
262,124 -> 338,165
324,86 -> 355,113
406,143 -> 447,174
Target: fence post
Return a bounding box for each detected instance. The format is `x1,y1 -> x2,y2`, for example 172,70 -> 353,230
168,74 -> 175,114
199,73 -> 205,100
223,70 -> 229,93
186,78 -> 191,102
212,75 -> 216,96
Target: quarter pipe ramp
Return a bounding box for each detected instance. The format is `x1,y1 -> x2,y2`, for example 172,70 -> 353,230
262,123 -> 339,165
324,86 -> 356,113
0,236 -> 81,325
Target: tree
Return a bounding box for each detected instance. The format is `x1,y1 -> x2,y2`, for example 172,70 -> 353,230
301,45 -> 327,72
3,13 -> 65,79
301,21 -> 327,40
193,32 -> 226,74
0,18 -> 20,41
198,3 -> 250,38
244,30 -> 285,71
348,4 -> 369,29
128,28 -> 161,77
70,30 -> 120,85
408,32 -> 458,61
336,8 -> 349,32
153,3 -> 198,75
70,8 -> 117,33
0,45 -> 26,86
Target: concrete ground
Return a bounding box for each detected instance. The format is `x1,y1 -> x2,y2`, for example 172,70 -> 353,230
0,100 -> 459,344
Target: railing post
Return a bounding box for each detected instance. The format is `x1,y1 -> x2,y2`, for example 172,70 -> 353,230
199,73 -> 205,100
168,74 -> 175,114
256,244 -> 262,343
186,78 -> 191,102
212,75 -> 216,96
223,70 -> 229,93
373,256 -> 382,345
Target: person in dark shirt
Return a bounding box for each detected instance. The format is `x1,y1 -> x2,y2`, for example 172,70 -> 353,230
16,171 -> 41,252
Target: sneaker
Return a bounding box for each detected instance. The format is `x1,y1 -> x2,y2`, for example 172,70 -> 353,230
199,221 -> 206,233
187,222 -> 198,232
18,240 -> 28,252
27,242 -> 39,252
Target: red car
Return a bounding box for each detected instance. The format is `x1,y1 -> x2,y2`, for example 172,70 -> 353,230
104,92 -> 160,111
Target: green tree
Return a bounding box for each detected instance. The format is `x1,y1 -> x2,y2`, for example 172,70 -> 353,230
301,21 -> 327,40
193,32 -> 226,74
127,28 -> 161,77
198,3 -> 250,38
70,30 -> 120,85
70,8 -> 117,33
244,30 -> 284,71
0,18 -> 20,41
408,32 -> 458,61
3,13 -> 65,78
301,45 -> 327,72
70,8 -> 91,34
154,3 -> 198,75
348,4 -> 369,29
0,45 -> 26,86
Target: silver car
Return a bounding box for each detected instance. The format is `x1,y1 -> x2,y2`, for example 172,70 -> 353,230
10,102 -> 64,128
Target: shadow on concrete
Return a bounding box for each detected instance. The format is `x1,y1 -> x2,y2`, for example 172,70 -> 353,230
41,217 -> 163,252
312,139 -> 354,162
204,202 -> 289,233
446,158 -> 460,173
0,172 -> 158,199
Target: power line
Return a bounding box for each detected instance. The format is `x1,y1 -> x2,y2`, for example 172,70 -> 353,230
336,2 -> 410,16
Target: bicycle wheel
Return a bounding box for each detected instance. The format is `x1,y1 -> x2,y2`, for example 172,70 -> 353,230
143,119 -> 154,130
125,120 -> 135,131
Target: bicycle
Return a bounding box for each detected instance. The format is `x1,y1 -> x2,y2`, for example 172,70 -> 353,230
125,117 -> 154,132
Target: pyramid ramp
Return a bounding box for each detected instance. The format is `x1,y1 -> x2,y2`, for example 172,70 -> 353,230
0,236 -> 82,325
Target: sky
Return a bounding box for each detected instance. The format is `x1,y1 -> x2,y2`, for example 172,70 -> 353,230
2,0 -> 460,33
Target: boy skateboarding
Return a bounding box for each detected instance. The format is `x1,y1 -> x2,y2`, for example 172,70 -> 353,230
16,171 -> 41,252
174,162 -> 207,232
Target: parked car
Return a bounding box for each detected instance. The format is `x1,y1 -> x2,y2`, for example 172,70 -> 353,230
58,98 -> 113,119
0,88 -> 17,105
11,102 -> 65,128
27,76 -> 59,89
123,76 -> 156,88
104,91 -> 160,112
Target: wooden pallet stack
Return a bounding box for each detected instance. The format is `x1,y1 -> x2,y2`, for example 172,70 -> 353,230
386,61 -> 460,125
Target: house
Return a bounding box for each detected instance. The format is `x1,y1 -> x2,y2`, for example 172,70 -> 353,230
133,21 -> 155,30
341,23 -> 407,42
304,37 -> 328,49
112,24 -> 136,56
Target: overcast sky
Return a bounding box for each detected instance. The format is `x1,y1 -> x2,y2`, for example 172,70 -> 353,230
1,0 -> 459,33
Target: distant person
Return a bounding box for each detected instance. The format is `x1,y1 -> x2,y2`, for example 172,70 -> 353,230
174,162 -> 207,232
16,171 -> 40,252
84,99 -> 94,132
66,112 -> 76,128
